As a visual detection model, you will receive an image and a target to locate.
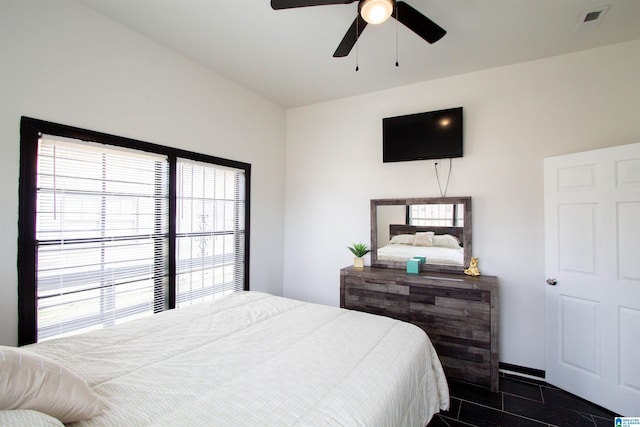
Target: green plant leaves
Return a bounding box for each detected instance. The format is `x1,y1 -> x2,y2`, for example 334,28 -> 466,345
347,242 -> 370,257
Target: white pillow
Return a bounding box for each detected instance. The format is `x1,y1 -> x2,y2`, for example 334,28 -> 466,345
0,346 -> 105,423
414,231 -> 434,247
389,234 -> 415,245
432,234 -> 462,249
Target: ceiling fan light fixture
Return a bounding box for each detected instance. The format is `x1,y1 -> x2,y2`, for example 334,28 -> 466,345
359,0 -> 394,25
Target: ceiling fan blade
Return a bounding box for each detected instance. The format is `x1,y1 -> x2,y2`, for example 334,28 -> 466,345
333,15 -> 367,57
394,1 -> 446,44
271,0 -> 356,10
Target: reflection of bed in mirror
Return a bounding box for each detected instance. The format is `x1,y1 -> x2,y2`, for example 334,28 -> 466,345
377,224 -> 464,266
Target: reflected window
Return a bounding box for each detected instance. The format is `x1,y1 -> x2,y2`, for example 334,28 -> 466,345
408,204 -> 464,227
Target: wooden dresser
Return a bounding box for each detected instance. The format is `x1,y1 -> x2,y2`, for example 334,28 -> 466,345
340,266 -> 499,391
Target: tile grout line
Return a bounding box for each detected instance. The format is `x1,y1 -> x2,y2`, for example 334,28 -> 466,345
438,414 -> 476,427
502,390 -> 546,404
586,412 -> 599,427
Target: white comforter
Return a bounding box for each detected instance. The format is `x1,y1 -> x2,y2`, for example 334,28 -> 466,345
28,292 -> 449,426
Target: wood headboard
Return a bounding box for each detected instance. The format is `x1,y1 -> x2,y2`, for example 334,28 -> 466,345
389,224 -> 465,246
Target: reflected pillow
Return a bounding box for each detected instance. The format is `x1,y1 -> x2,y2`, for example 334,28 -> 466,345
432,234 -> 462,249
389,234 -> 415,245
0,346 -> 105,423
414,231 -> 434,247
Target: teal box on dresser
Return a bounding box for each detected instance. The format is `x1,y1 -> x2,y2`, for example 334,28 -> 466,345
406,259 -> 420,274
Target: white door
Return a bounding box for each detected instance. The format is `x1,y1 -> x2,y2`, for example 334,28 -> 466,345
544,142 -> 640,416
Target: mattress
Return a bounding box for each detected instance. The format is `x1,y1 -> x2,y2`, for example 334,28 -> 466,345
26,291 -> 449,426
377,243 -> 464,266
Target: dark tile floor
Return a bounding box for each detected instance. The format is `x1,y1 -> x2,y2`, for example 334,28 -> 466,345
428,373 -> 619,427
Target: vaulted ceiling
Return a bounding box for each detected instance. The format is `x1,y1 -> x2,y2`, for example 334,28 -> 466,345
79,0 -> 640,108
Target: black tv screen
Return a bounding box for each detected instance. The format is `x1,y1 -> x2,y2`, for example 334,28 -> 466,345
383,107 -> 463,162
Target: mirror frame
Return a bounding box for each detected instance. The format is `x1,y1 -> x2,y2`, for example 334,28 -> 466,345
370,196 -> 472,273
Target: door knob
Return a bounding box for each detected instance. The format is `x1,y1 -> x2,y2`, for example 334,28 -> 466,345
546,277 -> 558,286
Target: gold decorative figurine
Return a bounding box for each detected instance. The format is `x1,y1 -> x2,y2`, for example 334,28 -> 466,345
464,256 -> 480,276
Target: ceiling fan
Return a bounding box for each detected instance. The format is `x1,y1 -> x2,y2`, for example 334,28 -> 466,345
270,0 -> 446,58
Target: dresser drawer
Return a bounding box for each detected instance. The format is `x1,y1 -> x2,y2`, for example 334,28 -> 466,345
343,277 -> 409,321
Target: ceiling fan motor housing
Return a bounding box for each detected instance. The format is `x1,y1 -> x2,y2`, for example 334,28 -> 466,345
359,0 -> 395,25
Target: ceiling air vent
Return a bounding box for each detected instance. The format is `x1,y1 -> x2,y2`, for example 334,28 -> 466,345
576,5 -> 610,32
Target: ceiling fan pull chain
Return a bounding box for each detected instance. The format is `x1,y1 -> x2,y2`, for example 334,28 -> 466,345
356,12 -> 360,71
395,3 -> 399,67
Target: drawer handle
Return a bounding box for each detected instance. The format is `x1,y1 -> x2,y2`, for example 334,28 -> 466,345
364,280 -> 387,285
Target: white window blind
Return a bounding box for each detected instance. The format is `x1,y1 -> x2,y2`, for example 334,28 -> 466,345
176,158 -> 246,307
409,203 -> 464,227
36,136 -> 169,340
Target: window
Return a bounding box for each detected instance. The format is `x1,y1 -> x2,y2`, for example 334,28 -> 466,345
408,203 -> 464,227
18,117 -> 250,345
34,138 -> 169,340
175,159 -> 246,307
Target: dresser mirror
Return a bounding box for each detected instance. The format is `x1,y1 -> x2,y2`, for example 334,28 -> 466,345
371,197 -> 472,273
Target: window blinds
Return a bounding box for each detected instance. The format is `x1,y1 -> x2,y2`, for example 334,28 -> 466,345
409,203 -> 464,227
36,136 -> 169,340
176,158 -> 246,307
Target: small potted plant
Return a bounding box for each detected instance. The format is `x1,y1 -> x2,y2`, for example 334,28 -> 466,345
348,242 -> 370,270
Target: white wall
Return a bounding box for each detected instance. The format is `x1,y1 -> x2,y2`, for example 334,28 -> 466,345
377,205 -> 405,246
283,40 -> 640,370
0,0 -> 287,346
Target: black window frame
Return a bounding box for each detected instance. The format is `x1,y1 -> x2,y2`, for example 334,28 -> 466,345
17,117 -> 251,345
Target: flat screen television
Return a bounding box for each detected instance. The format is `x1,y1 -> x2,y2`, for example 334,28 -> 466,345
382,107 -> 463,162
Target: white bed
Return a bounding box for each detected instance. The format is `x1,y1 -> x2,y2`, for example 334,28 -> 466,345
377,243 -> 464,266
3,292 -> 449,426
